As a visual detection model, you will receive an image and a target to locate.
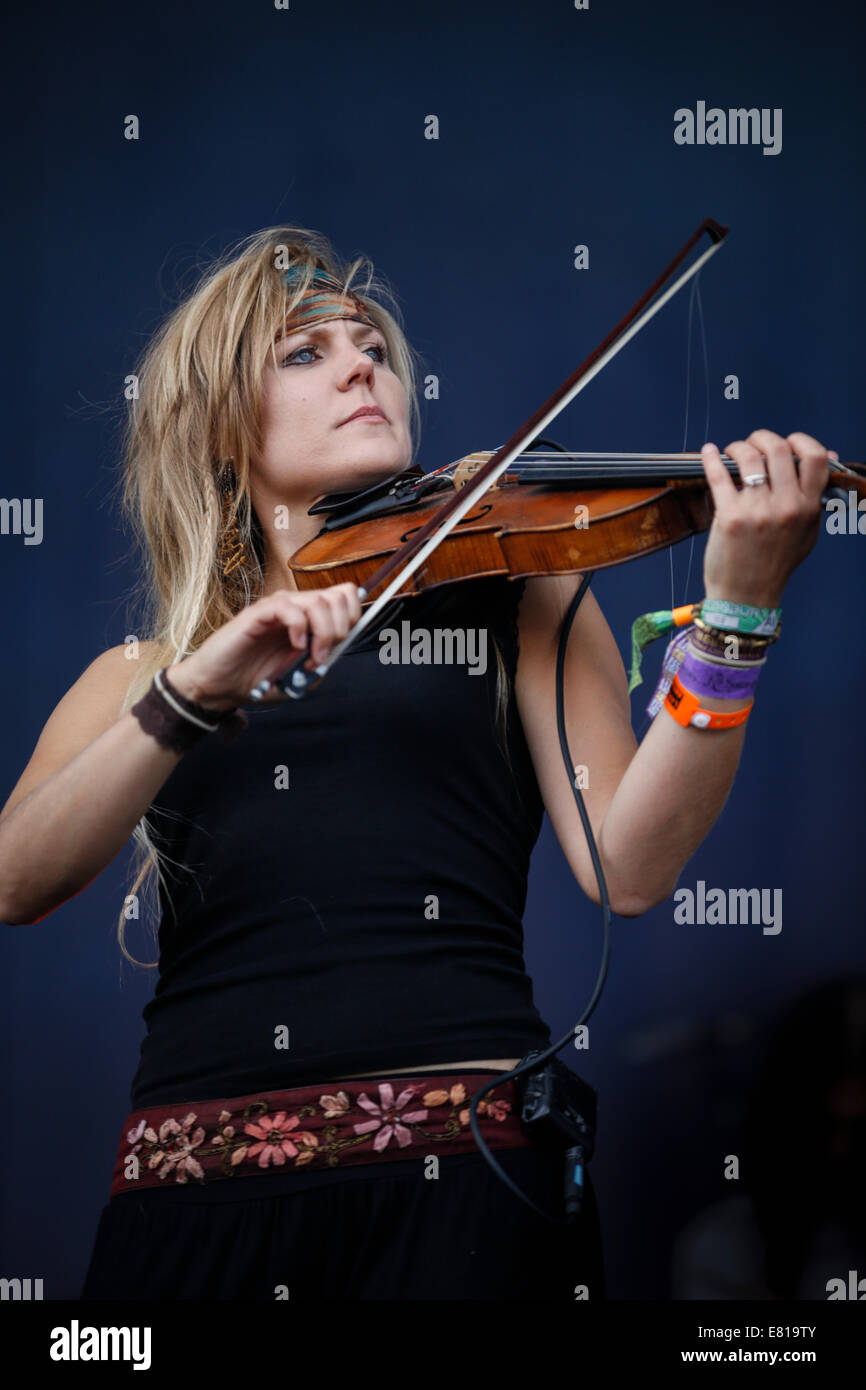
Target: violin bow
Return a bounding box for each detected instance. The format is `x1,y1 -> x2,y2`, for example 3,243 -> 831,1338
252,217 -> 730,701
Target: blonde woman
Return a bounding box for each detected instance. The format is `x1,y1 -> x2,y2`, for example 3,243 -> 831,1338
0,225 -> 831,1300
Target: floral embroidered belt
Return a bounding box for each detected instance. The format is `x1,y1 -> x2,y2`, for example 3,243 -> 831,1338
110,1070 -> 532,1199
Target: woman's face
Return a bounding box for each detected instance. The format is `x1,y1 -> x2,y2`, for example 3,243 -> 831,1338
253,313 -> 412,503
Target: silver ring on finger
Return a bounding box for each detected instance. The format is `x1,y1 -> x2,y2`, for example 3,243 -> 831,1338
744,473 -> 769,487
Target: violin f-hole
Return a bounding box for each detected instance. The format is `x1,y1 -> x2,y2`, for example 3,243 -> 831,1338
399,503 -> 493,544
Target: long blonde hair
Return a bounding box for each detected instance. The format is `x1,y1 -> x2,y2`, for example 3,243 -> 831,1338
114,223 -> 509,966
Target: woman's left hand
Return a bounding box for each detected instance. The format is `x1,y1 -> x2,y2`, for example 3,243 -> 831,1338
700,429 -> 837,608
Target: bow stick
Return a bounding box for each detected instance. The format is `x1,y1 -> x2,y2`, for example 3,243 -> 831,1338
251,216 -> 730,701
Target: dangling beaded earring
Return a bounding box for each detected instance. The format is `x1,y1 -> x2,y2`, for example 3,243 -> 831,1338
218,462 -> 246,578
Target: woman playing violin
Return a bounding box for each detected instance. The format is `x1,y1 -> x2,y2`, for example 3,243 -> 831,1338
0,225 -> 835,1301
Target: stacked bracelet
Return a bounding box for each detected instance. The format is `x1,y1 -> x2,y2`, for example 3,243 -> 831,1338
639,596 -> 783,731
628,598 -> 781,691
130,667 -> 249,754
646,629 -> 763,730
692,613 -> 781,655
689,621 -> 776,664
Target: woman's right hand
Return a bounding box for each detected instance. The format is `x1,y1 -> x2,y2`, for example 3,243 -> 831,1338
166,584 -> 363,709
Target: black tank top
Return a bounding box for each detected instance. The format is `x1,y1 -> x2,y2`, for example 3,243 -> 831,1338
129,575 -> 553,1108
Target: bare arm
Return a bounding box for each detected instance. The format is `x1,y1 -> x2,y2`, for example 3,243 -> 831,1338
0,583 -> 365,926
0,646 -> 191,925
516,429 -> 830,917
516,577 -> 748,917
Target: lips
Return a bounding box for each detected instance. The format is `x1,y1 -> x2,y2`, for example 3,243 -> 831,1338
339,406 -> 387,426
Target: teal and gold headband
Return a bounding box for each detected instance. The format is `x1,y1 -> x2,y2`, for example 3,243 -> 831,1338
280,265 -> 378,333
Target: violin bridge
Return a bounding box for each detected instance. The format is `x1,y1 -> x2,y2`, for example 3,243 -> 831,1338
450,451 -> 498,489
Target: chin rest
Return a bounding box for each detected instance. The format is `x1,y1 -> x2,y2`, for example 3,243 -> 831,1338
306,463 -> 452,532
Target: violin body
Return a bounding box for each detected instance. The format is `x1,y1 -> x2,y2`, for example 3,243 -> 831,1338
288,451 -> 863,602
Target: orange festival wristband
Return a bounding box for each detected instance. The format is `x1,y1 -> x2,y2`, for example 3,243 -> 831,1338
663,672 -> 753,730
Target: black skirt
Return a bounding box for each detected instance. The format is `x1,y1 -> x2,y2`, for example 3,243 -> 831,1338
81,1139 -> 605,1301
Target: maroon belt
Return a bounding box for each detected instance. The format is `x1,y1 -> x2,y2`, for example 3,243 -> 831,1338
110,1070 -> 532,1199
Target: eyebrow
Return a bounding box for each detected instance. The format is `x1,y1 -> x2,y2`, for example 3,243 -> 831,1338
274,318 -> 381,346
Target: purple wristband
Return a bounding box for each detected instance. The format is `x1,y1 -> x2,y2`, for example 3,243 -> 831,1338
678,646 -> 764,701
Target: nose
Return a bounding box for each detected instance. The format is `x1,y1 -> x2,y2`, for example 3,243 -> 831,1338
336,332 -> 377,390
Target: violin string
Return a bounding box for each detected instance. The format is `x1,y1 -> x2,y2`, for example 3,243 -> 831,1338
673,279 -> 696,606
681,272 -> 697,453
699,280 -> 711,448
506,452 -> 731,462
681,273 -> 709,606
512,453 -> 718,459
504,451 -> 833,468
505,456 -> 740,478
505,455 -> 728,467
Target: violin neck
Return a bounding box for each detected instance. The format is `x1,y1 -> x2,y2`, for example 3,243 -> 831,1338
511,452 -> 864,493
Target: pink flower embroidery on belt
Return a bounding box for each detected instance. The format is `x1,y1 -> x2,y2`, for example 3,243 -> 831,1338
352,1082 -> 429,1151
110,1073 -> 526,1199
243,1110 -> 320,1168
126,1112 -> 208,1184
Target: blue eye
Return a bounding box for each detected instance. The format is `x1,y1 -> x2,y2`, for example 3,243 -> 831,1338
280,341 -> 389,367
282,345 -> 317,365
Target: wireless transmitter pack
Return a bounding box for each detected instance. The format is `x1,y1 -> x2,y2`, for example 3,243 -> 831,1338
513,1050 -> 599,1221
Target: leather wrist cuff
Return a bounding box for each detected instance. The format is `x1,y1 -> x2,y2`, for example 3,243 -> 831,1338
130,667 -> 249,753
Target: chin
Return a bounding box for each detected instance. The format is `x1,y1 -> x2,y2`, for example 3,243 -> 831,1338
340,450 -> 410,488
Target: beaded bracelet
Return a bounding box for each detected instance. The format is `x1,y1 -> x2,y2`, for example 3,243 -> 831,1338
130,667 -> 249,754
689,621 -> 777,663
692,612 -> 781,651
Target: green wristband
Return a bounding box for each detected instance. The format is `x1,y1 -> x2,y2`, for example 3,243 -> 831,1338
699,599 -> 780,637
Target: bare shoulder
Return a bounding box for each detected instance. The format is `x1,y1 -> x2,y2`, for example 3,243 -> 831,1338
70,641 -> 160,714
0,641 -> 160,824
516,574 -> 632,725
54,640 -> 161,723
518,573 -> 591,634
518,575 -> 621,668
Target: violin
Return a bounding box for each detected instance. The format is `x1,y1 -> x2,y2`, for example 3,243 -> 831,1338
287,443 -> 866,598
249,217 -> 863,702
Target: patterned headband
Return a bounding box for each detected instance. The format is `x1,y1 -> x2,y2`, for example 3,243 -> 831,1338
280,265 -> 378,333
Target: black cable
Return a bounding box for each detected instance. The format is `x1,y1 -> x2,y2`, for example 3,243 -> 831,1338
465,425 -> 616,1220
468,569 -> 611,1222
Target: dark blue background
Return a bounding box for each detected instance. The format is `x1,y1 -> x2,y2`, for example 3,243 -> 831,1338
2,0 -> 864,1299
